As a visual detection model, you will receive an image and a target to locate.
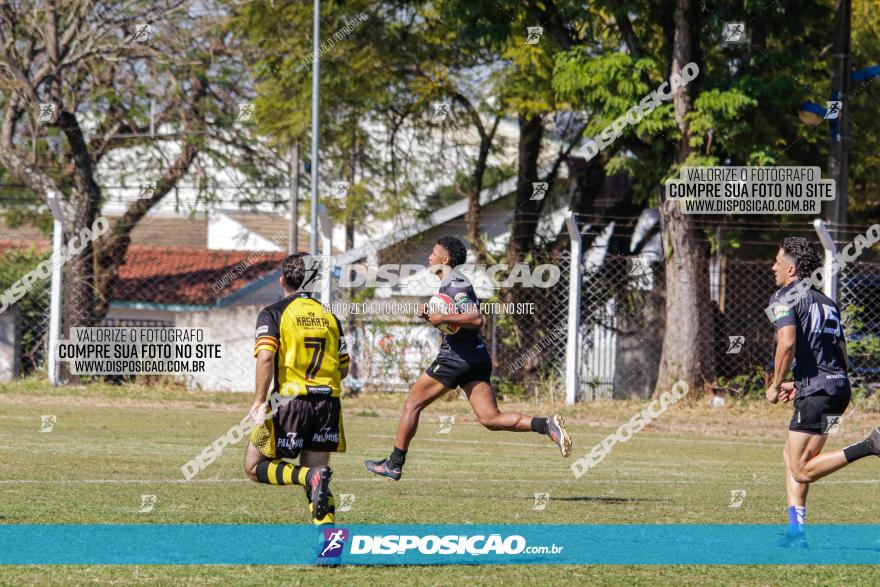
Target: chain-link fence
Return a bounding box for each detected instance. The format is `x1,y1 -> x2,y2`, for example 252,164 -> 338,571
5,236 -> 880,399
0,244 -> 51,377
483,250 -> 571,401
838,261 -> 880,388
483,253 -> 880,401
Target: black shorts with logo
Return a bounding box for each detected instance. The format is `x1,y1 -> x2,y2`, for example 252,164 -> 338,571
250,395 -> 346,459
425,357 -> 492,390
789,392 -> 851,435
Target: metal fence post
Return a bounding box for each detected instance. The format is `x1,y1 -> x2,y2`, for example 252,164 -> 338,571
46,193 -> 65,386
814,219 -> 838,301
565,214 -> 582,404
318,204 -> 333,306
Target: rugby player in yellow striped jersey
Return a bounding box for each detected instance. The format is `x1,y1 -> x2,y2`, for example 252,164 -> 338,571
243,253 -> 349,525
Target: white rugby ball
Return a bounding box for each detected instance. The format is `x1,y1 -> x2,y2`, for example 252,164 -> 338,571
427,293 -> 460,335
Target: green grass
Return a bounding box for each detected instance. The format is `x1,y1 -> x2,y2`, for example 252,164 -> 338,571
1,377 -> 879,584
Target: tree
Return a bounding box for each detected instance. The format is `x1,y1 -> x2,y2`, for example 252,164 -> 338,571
236,1 -> 515,260
653,0 -> 715,394
0,0 -> 262,379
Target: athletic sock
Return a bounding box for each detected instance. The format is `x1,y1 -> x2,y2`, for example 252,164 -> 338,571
843,438 -> 874,463
255,459 -> 309,486
389,446 -> 407,467
531,417 -> 549,435
787,505 -> 806,535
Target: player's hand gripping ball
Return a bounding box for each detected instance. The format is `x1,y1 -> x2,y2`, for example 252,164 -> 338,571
426,294 -> 460,335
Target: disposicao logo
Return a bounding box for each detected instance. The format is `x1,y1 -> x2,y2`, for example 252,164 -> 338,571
349,533 -> 527,555
320,528 -> 349,558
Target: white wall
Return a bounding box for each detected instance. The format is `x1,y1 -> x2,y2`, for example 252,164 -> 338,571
207,212 -> 285,252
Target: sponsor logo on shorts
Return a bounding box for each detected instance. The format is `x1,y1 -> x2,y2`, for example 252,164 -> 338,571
313,430 -> 339,443
277,432 -> 303,450
825,373 -> 847,380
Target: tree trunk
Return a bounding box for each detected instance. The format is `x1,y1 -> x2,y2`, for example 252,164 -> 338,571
345,112 -> 357,251
93,141 -> 200,324
506,112 -> 544,397
466,115 -> 500,264
507,113 -> 544,266
653,0 -> 714,397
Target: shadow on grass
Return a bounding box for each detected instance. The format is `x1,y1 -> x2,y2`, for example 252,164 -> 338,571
516,495 -> 660,504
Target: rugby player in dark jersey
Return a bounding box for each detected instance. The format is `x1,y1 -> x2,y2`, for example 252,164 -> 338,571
364,236 -> 572,481
766,237 -> 880,546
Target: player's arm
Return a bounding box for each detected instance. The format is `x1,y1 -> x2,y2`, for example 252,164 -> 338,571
839,339 -> 848,372
767,324 -> 795,403
429,307 -> 484,329
427,290 -> 484,329
333,315 -> 351,379
251,309 -> 280,419
254,349 -> 274,406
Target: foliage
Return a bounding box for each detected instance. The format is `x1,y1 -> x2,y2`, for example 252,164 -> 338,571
841,304 -> 880,373
0,248 -> 51,374
491,374 -> 527,400
715,367 -> 767,400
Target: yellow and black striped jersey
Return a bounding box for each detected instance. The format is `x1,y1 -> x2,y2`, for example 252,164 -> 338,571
253,293 -> 350,397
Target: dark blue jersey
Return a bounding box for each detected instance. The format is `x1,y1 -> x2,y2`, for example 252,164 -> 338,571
435,271 -> 491,364
769,281 -> 849,397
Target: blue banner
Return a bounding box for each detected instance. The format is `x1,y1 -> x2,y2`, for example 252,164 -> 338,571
1,525 -> 879,565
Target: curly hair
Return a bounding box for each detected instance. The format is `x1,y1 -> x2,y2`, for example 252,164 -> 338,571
281,252 -> 308,290
780,237 -> 821,280
435,236 -> 467,267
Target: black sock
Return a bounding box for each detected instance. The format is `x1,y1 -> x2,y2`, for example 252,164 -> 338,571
390,446 -> 407,467
531,417 -> 549,435
843,439 -> 873,463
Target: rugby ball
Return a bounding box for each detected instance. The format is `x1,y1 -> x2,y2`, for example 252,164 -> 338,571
427,294 -> 460,335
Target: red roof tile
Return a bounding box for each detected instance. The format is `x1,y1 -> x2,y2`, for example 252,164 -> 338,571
0,240 -> 286,306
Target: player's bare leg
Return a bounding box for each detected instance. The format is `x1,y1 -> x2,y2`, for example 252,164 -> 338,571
463,380 -> 572,456
364,372 -> 448,480
787,430 -> 846,484
780,431 -> 828,545
395,373 -> 450,450
782,438 -> 810,508
463,379 -> 532,431
243,442 -> 265,482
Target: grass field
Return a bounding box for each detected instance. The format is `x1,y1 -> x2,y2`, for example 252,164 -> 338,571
1,377 -> 879,585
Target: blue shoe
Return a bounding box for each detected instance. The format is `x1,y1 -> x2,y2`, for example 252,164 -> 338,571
364,458 -> 402,481
547,415 -> 572,457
